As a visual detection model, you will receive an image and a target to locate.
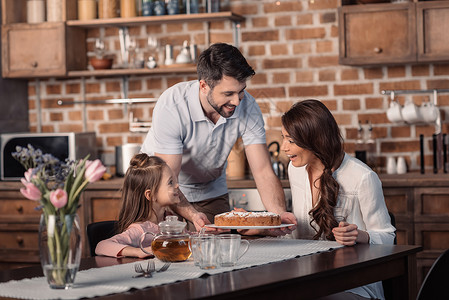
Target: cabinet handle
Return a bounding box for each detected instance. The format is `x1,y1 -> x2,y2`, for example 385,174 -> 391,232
31,61 -> 38,68
16,236 -> 24,246
16,205 -> 23,213
373,47 -> 383,54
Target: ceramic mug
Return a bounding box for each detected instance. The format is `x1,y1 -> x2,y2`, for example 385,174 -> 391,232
401,100 -> 422,124
420,102 -> 439,123
386,100 -> 403,123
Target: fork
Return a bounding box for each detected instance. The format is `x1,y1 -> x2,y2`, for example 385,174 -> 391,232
157,262 -> 171,273
133,261 -> 154,278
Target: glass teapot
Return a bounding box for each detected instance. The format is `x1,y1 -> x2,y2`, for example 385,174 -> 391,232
140,215 -> 191,262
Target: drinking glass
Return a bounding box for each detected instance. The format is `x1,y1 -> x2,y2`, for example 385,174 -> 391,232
334,206 -> 348,224
195,235 -> 220,270
189,233 -> 214,266
217,234 -> 250,267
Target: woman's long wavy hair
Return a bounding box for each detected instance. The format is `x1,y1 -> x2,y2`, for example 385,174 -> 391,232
117,154 -> 167,233
281,99 -> 345,240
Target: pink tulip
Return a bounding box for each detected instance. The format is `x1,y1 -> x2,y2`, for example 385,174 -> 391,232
20,181 -> 41,201
50,189 -> 68,209
24,168 -> 35,182
85,159 -> 106,183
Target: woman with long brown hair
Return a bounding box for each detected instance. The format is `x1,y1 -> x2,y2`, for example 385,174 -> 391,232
281,99 -> 395,300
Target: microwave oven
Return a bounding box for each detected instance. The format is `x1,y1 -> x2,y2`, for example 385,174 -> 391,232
1,132 -> 97,181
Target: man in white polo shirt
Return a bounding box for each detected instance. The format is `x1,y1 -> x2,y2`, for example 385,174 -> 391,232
141,43 -> 296,232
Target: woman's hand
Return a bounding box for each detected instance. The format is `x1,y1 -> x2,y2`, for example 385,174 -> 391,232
332,222 -> 370,246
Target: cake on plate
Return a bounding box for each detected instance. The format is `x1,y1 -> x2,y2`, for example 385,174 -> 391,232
214,211 -> 281,226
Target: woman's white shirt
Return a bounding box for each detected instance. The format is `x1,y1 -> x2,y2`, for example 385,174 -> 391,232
288,153 -> 396,300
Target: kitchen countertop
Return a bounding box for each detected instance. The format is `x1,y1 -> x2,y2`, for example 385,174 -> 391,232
1,173 -> 449,190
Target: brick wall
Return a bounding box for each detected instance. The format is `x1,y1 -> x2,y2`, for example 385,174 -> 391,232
27,0 -> 449,173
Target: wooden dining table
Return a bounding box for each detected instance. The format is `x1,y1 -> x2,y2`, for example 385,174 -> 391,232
0,243 -> 422,300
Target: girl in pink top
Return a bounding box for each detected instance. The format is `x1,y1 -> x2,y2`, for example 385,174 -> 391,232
95,154 -> 182,258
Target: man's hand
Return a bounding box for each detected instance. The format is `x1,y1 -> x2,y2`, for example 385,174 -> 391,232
191,212 -> 210,231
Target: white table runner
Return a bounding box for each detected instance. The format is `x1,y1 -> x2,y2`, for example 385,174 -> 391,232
0,238 -> 342,300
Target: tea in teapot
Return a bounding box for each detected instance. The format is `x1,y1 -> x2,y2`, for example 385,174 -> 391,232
141,215 -> 191,262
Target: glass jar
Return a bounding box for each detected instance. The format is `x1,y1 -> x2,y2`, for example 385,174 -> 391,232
148,216 -> 191,262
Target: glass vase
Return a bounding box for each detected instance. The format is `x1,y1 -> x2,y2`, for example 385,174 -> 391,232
39,213 -> 82,289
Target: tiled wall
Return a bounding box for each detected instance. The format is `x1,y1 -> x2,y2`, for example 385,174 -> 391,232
27,0 -> 449,172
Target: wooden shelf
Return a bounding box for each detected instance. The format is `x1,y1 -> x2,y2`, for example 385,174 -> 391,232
67,64 -> 197,78
66,12 -> 244,28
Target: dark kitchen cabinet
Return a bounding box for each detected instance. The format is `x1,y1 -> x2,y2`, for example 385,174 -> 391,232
338,1 -> 449,66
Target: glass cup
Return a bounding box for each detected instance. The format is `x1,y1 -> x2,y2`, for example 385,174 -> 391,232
217,234 -> 250,267
189,233 -> 214,266
334,206 -> 348,224
195,235 -> 220,270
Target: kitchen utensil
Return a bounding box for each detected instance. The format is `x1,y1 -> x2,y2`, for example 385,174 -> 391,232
386,96 -> 403,123
195,235 -> 220,270
120,0 -> 137,17
140,216 -> 191,262
334,206 -> 348,223
78,0 -> 97,20
186,0 -> 199,14
142,0 -> 153,16
153,0 -> 166,15
402,99 -> 422,124
47,0 -> 63,22
267,141 -> 285,179
176,41 -> 193,64
396,156 -> 407,174
217,234 -> 249,267
98,0 -> 119,18
27,0 -> 45,23
420,134 -> 425,174
189,233 -> 214,266
115,143 -> 140,176
166,0 -> 179,15
157,262 -> 171,272
444,134 -> 447,174
133,260 -> 155,278
386,157 -> 397,174
227,138 -> 245,179
433,134 -> 438,174
420,101 -> 439,123
165,44 -> 174,65
90,57 -> 113,70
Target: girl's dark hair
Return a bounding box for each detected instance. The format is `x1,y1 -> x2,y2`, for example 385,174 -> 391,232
117,154 -> 167,233
197,43 -> 255,89
281,99 -> 344,240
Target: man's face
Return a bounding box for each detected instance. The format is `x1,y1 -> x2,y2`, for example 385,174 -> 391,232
205,76 -> 247,118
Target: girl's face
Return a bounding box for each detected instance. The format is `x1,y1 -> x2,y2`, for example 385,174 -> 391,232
155,166 -> 180,207
281,126 -> 319,168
